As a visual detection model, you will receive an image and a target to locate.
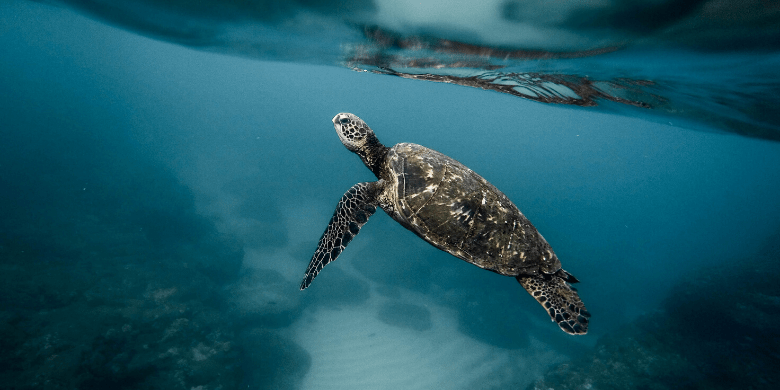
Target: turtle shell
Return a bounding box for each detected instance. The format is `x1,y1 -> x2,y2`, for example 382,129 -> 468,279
385,143 -> 561,277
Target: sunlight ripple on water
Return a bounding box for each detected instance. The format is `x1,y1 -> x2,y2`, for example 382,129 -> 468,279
43,0 -> 780,140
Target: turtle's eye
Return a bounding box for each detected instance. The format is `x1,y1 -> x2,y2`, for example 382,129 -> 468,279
339,117 -> 350,124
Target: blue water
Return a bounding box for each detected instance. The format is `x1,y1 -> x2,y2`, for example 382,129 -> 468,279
2,1 -> 780,389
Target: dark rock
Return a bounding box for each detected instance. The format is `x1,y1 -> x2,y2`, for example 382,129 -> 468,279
0,126 -> 245,389
75,312 -> 240,390
238,328 -> 311,390
528,318 -> 697,390
529,237 -> 780,390
0,282 -> 242,390
376,302 -> 432,331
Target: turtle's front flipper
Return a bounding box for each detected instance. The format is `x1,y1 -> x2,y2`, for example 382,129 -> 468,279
300,181 -> 381,290
517,271 -> 590,335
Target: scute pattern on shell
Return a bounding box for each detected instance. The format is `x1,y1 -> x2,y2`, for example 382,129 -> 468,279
386,143 -> 561,277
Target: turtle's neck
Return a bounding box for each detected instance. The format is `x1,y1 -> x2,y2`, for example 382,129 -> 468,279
357,136 -> 389,178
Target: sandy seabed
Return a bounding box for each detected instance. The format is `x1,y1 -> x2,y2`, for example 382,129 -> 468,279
290,284 -> 566,390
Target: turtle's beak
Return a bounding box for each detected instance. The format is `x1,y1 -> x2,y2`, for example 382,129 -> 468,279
332,114 -> 344,137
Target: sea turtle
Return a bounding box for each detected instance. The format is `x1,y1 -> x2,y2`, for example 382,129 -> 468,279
300,113 -> 590,335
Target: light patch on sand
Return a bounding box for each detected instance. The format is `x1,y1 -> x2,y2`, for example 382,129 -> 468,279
291,290 -> 567,390
192,344 -> 210,362
151,287 -> 177,303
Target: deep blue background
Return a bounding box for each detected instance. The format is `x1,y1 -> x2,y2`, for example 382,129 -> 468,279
2,1 -> 780,389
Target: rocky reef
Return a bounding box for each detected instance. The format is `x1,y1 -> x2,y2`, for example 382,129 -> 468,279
0,128 -> 311,389
529,234 -> 780,390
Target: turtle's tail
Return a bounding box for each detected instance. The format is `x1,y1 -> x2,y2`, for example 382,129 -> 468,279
517,271 -> 590,335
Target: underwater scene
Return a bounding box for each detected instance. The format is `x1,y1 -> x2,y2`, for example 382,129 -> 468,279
2,0 -> 780,389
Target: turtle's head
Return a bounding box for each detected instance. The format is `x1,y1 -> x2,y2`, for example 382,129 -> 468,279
332,113 -> 388,175
333,113 -> 377,152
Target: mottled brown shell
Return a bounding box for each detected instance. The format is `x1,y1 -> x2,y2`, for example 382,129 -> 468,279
383,143 -> 561,277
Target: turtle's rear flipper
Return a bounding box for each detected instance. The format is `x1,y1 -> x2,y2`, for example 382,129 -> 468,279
300,181 -> 381,290
517,271 -> 590,335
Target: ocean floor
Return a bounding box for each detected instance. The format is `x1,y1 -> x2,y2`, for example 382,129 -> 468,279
229,197 -> 578,390
291,291 -> 567,390
2,131 -> 779,389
